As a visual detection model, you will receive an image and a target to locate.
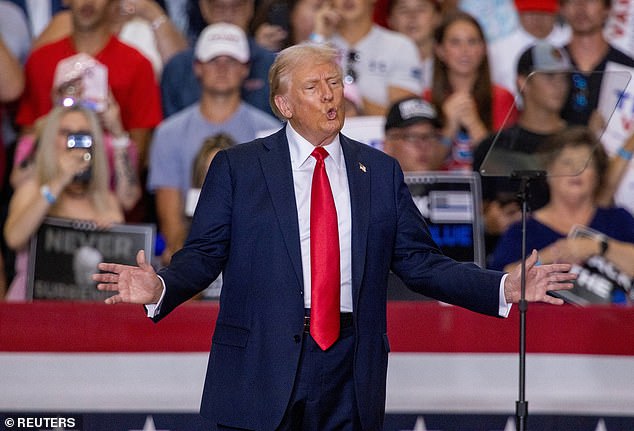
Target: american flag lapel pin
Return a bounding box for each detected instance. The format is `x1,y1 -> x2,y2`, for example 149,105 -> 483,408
359,162 -> 367,173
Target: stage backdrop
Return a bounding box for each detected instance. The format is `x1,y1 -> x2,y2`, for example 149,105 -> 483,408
1,301 -> 634,431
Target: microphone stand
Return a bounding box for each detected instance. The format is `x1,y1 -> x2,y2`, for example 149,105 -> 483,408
510,170 -> 545,431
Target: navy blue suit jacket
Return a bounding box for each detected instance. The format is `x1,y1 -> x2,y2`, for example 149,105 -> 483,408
156,127 -> 504,430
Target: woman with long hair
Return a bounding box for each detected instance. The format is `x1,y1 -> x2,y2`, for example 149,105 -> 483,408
427,11 -> 517,171
4,106 -> 124,301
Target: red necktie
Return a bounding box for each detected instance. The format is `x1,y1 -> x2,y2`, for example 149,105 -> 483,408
310,147 -> 340,350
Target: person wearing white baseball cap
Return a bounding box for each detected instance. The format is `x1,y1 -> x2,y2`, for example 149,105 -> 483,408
194,22 -> 250,64
148,23 -> 280,266
161,0 -> 276,118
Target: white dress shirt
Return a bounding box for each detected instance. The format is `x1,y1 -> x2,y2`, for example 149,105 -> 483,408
286,123 -> 354,312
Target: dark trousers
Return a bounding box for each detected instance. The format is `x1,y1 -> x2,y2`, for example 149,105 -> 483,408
276,324 -> 362,431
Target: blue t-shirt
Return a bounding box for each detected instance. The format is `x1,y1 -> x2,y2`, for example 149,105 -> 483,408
0,2 -> 30,63
147,102 -> 281,196
489,207 -> 634,270
160,39 -> 275,117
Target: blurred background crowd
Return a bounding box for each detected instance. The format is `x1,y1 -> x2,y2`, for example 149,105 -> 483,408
1,0 -> 634,303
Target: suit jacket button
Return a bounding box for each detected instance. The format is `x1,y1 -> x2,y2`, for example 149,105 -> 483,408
294,335 -> 301,343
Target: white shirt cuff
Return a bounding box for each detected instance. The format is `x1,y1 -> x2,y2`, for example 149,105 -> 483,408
145,275 -> 167,318
499,273 -> 512,318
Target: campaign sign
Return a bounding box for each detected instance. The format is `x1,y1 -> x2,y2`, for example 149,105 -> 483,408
406,172 -> 485,267
27,217 -> 155,301
606,0 -> 634,58
388,172 -> 485,300
551,224 -> 633,305
598,62 -> 634,147
598,63 -> 634,214
341,115 -> 385,150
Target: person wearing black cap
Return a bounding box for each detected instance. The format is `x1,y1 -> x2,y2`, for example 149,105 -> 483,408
383,97 -> 451,172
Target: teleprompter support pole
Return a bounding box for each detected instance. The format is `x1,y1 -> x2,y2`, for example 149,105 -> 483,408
510,171 -> 545,431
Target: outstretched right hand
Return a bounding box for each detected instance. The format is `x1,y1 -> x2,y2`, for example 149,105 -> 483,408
93,249 -> 163,305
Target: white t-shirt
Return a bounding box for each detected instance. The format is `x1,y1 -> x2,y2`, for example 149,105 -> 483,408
330,25 -> 423,108
118,18 -> 163,77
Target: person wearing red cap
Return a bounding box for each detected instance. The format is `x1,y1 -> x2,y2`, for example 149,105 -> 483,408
488,0 -> 571,98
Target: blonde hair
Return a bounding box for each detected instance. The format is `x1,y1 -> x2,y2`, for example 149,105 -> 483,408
268,43 -> 342,119
192,133 -> 236,188
35,106 -> 111,212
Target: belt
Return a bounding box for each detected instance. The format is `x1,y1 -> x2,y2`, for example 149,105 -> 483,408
303,312 -> 354,333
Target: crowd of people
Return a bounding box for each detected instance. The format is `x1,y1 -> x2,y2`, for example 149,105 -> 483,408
0,0 -> 633,302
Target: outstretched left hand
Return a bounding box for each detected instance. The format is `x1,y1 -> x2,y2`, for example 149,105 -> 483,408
504,249 -> 577,305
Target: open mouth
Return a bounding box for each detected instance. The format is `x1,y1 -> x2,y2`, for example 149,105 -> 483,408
326,108 -> 338,120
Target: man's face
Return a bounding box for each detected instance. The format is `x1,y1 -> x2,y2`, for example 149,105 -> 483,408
383,122 -> 449,172
195,56 -> 249,96
518,11 -> 557,39
200,0 -> 254,30
388,0 -> 440,47
521,72 -> 570,113
331,0 -> 374,24
66,0 -> 111,33
274,59 -> 345,147
560,0 -> 609,36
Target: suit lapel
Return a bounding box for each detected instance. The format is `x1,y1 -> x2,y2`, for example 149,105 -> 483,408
260,128 -> 304,288
340,135 -> 370,304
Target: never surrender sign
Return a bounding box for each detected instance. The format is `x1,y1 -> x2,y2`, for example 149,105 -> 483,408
27,217 -> 154,301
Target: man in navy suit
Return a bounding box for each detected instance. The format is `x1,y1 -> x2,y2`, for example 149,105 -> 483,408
95,43 -> 575,431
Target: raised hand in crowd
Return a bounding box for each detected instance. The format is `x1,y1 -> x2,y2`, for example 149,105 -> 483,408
440,91 -> 488,143
254,22 -> 288,51
311,0 -> 341,39
116,0 -> 188,64
99,91 -> 142,211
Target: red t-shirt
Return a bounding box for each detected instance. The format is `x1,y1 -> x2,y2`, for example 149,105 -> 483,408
17,36 -> 162,130
491,85 -> 518,130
